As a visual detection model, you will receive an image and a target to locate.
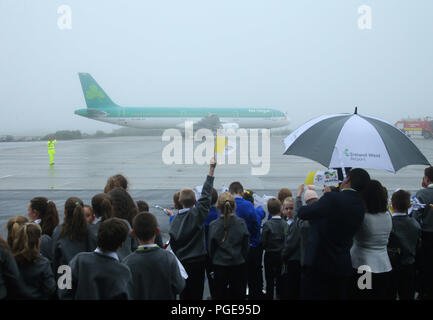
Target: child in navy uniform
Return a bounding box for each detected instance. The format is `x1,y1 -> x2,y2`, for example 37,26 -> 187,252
261,198 -> 287,299
388,189 -> 422,300
169,157 -> 216,300
123,212 -> 185,299
107,188 -> 139,260
28,197 -> 59,262
52,197 -> 97,274
229,181 -> 262,299
60,218 -> 132,300
208,192 -> 250,300
12,223 -> 56,299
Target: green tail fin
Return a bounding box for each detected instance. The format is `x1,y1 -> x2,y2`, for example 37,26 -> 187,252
78,73 -> 119,108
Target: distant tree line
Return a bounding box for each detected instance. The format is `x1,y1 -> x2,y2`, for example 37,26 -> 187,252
1,126 -> 291,142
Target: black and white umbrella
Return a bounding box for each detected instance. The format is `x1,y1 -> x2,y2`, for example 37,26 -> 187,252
283,109 -> 430,173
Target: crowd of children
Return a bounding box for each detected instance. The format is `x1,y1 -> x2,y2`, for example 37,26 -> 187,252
1,161 -> 433,300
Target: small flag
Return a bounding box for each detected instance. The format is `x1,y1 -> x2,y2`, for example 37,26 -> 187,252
214,136 -> 236,156
215,136 -> 227,154
305,171 -> 317,185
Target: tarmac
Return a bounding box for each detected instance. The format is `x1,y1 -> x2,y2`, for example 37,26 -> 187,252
0,134 -> 431,299
1,135 -> 432,237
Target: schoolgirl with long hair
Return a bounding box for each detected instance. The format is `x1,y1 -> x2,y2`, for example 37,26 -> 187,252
208,192 -> 250,300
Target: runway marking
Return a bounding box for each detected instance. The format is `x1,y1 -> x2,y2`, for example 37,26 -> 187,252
0,175 -> 12,179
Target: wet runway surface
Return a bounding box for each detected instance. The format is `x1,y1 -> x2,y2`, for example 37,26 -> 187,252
0,135 -> 431,299
1,135 -> 432,237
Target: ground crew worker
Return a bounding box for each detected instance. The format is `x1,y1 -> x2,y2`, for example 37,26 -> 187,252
48,136 -> 56,165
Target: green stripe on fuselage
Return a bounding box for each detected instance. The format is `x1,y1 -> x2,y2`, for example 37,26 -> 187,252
75,107 -> 284,118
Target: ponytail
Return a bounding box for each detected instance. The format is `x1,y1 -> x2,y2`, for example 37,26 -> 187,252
61,198 -> 88,241
12,223 -> 41,266
217,192 -> 236,242
30,197 -> 59,237
92,193 -> 114,222
7,216 -> 29,248
100,198 -> 113,221
40,200 -> 59,237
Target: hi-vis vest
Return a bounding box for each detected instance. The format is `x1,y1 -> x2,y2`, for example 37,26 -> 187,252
48,140 -> 56,151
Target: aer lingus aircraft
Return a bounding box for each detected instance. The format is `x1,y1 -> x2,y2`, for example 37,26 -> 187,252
74,73 -> 290,130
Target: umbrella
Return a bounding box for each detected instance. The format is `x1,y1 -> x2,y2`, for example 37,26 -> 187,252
283,108 -> 430,173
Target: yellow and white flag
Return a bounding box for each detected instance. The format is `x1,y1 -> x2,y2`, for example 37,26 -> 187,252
214,136 -> 236,155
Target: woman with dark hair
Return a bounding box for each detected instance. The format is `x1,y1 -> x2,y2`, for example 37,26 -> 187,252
51,197 -> 97,276
28,197 -> 60,261
351,179 -> 393,299
107,188 -> 139,260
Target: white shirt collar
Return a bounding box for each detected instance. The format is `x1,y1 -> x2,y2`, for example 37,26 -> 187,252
94,247 -> 119,261
341,188 -> 356,192
33,219 -> 41,224
392,212 -> 408,217
271,215 -> 282,219
287,218 -> 294,225
138,244 -> 158,248
178,208 -> 190,214
93,217 -> 102,224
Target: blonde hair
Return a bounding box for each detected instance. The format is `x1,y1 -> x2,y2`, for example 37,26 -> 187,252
7,216 -> 29,249
12,222 -> 41,266
217,192 -> 236,242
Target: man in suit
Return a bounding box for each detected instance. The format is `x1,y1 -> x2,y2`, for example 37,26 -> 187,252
298,168 -> 371,300
413,166 -> 433,299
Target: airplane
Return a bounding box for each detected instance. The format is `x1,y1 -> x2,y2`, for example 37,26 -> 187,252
74,73 -> 290,131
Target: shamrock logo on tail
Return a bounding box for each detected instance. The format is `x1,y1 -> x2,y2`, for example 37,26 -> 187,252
86,85 -> 105,100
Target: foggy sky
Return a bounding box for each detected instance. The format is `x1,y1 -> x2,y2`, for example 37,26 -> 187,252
1,0 -> 432,135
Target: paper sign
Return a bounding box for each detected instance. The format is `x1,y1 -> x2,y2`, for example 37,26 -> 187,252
305,170 -> 339,187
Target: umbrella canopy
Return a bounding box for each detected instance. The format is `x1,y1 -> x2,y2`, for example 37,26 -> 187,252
283,110 -> 430,173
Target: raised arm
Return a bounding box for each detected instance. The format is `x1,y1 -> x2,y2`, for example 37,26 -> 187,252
298,192 -> 332,221
194,157 -> 216,223
292,184 -> 305,220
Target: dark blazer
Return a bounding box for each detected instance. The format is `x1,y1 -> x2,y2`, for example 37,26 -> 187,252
0,247 -> 21,299
52,226 -> 97,274
17,255 -> 56,299
60,251 -> 132,300
122,247 -> 185,300
298,189 -> 365,277
169,175 -> 214,262
388,214 -> 422,266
